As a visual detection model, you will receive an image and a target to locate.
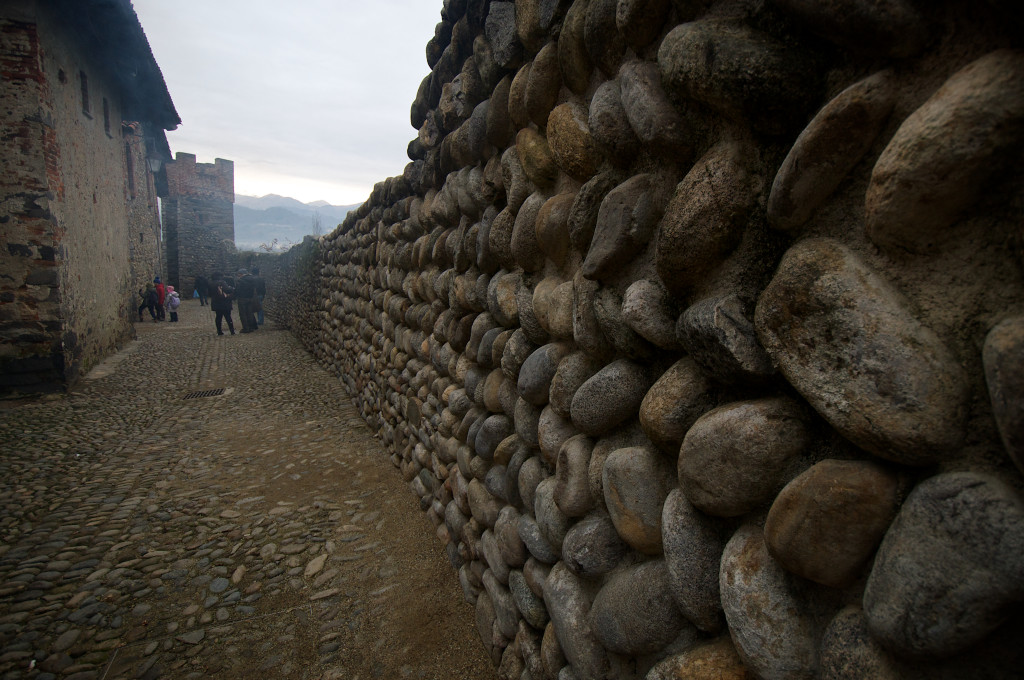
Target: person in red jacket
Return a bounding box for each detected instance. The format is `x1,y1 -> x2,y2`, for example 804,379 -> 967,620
154,276 -> 166,321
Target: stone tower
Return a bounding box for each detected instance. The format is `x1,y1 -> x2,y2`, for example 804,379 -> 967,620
162,153 -> 235,292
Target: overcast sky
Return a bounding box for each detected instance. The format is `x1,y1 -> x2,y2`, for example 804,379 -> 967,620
131,1 -> 442,206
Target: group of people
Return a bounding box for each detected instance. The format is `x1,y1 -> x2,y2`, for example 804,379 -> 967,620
137,276 -> 181,322
195,268 -> 266,336
137,268 -> 266,337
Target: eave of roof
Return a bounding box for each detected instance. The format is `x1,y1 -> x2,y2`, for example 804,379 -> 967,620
49,0 -> 181,132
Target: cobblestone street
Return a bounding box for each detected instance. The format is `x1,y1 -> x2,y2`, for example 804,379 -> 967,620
0,301 -> 494,680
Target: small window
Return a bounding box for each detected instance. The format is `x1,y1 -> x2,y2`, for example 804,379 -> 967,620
125,142 -> 135,198
80,71 -> 90,116
58,69 -> 67,84
102,98 -> 110,136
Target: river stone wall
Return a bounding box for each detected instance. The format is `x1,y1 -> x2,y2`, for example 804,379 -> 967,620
276,1 -> 1024,677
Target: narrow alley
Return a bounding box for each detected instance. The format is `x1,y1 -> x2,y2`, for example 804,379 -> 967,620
0,300 -> 494,680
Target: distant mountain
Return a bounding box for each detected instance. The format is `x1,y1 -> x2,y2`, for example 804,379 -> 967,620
235,194 -> 309,212
233,194 -> 359,251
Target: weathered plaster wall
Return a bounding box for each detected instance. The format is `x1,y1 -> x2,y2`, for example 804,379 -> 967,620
162,153 -> 235,292
276,0 -> 1024,677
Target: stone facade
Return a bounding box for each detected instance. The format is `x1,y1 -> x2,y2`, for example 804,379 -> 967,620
162,153 -> 235,294
0,0 -> 178,396
124,122 -> 168,303
266,0 -> 1024,677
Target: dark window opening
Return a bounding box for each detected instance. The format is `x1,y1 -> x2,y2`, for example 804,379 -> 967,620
102,98 -> 110,136
79,71 -> 90,116
139,232 -> 144,243
58,69 -> 67,84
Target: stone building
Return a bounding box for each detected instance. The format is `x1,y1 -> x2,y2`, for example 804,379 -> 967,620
161,153 -> 236,294
0,0 -> 179,396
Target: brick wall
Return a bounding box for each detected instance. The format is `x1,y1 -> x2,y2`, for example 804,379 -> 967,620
0,11 -> 65,393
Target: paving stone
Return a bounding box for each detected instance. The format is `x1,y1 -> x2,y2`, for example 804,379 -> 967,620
0,308 -> 492,680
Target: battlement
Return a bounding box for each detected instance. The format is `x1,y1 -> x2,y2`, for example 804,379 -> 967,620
164,152 -> 234,202
161,151 -> 235,290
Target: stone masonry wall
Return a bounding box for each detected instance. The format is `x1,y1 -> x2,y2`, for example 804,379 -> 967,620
41,6 -> 144,386
274,1 -> 1024,678
247,236 -> 321,337
124,122 -> 166,301
0,11 -> 64,393
0,3 -> 151,394
162,153 -> 235,291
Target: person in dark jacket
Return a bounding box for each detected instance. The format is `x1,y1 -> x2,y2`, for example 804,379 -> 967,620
209,273 -> 235,336
234,268 -> 257,333
194,275 -> 209,306
251,267 -> 266,326
138,283 -> 158,322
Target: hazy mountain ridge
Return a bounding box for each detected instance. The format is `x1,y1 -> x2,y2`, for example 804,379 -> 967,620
234,194 -> 359,250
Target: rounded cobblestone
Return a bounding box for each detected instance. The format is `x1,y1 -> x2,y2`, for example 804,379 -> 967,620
0,303 -> 493,680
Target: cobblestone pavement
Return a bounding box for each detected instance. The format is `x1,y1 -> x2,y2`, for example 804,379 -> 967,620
0,301 -> 494,680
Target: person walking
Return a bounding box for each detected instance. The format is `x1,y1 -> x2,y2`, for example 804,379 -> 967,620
209,273 -> 235,336
138,283 -> 158,322
194,275 -> 209,306
234,268 -> 257,333
252,267 -> 267,326
154,276 -> 166,321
